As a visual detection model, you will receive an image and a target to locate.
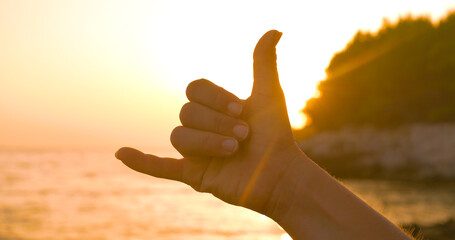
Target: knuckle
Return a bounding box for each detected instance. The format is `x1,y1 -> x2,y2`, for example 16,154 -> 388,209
170,126 -> 184,149
213,114 -> 223,133
214,89 -> 226,110
201,132 -> 214,150
213,114 -> 229,133
179,102 -> 194,125
186,78 -> 208,99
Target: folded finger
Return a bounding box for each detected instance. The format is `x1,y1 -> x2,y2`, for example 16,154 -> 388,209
186,79 -> 243,116
171,126 -> 239,157
180,102 -> 249,140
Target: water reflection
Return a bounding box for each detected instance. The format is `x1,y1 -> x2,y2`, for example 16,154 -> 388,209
1,150 -> 454,239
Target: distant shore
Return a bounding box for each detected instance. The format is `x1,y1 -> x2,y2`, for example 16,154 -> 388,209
298,123 -> 455,180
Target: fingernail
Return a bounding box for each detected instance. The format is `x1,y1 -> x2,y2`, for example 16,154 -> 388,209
222,139 -> 238,153
233,124 -> 249,140
276,31 -> 283,39
228,102 -> 242,116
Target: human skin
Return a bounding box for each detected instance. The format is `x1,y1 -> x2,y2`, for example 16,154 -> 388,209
115,30 -> 413,239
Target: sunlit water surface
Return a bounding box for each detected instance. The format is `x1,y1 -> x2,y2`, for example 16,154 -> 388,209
1,150 -> 454,239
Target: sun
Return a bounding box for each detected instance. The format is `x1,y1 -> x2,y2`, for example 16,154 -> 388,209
289,110 -> 306,129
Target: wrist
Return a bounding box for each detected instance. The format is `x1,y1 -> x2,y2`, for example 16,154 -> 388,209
265,148 -> 413,240
264,147 -> 317,226
269,153 -> 332,239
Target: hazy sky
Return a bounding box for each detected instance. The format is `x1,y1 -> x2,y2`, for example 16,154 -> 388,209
1,0 -> 454,150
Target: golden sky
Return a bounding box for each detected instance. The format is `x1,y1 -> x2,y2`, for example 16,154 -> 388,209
1,0 -> 454,150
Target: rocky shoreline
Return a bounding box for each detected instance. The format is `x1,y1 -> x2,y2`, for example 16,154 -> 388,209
298,124 -> 455,180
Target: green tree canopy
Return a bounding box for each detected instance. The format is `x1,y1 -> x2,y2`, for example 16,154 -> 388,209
302,12 -> 455,134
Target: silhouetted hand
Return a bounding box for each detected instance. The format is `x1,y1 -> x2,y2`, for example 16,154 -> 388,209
115,30 -> 414,240
116,30 -> 302,216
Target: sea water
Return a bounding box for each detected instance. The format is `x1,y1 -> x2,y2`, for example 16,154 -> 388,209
1,150 -> 454,240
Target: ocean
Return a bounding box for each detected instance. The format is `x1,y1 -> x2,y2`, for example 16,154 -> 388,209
1,149 -> 455,239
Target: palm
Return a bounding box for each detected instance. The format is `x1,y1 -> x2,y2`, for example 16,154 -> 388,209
185,95 -> 296,210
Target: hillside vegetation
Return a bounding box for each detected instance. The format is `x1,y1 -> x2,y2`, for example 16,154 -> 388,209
301,12 -> 455,134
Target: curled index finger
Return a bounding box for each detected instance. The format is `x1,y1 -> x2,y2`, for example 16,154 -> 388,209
186,79 -> 243,117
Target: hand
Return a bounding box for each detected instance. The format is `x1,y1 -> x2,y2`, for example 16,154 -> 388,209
116,30 -> 414,240
115,30 -> 305,217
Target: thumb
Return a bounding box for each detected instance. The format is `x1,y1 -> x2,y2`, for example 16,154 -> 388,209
252,30 -> 283,98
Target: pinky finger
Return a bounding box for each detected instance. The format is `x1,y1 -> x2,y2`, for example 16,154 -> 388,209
115,147 -> 184,182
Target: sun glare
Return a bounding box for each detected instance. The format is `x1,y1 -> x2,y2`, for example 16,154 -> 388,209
146,1 -> 330,129
2,0 -> 453,148
289,110 -> 306,129
281,233 -> 293,240
144,0 -> 454,130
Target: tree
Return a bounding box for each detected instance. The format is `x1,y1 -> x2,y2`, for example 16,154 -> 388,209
300,11 -> 455,135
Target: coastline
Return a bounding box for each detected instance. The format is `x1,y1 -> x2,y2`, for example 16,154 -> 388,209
298,123 -> 455,180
